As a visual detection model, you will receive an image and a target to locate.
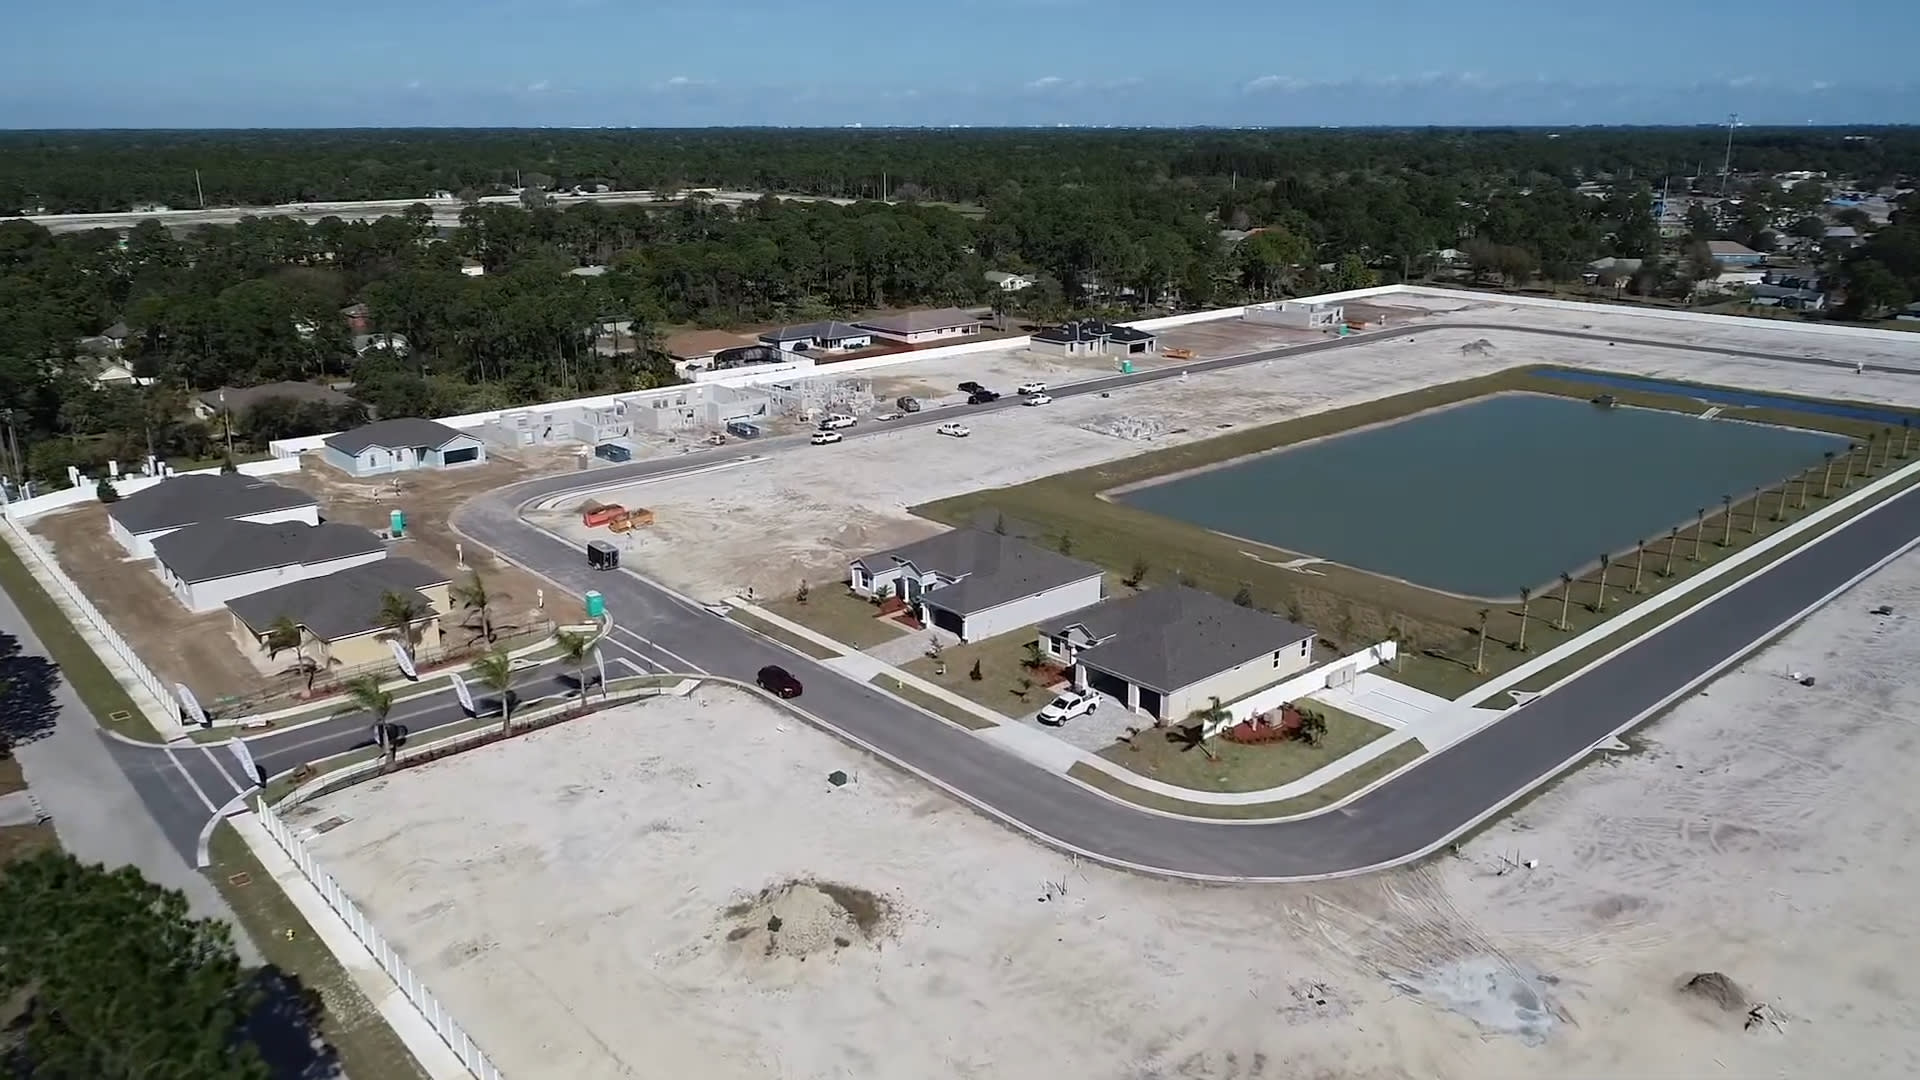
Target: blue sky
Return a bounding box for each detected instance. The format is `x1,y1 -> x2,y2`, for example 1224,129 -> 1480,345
3,0 -> 1915,128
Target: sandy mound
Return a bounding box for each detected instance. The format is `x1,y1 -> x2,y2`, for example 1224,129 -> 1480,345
1460,338 -> 1496,355
723,880 -> 892,962
1679,971 -> 1749,1013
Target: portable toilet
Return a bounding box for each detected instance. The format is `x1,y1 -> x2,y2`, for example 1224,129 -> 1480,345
1118,358 -> 1134,374
585,590 -> 605,619
389,509 -> 406,536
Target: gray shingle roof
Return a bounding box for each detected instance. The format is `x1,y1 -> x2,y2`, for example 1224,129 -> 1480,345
1031,319 -> 1156,346
106,474 -> 317,535
855,529 -> 1100,616
324,418 -> 466,456
1038,586 -> 1315,693
758,320 -> 868,344
152,520 -> 383,584
197,381 -> 354,415
855,307 -> 981,335
227,557 -> 450,641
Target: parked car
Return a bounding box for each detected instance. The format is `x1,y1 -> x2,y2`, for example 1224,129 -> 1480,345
1017,382 -> 1047,396
818,413 -> 857,429
756,665 -> 803,699
967,389 -> 1001,404
1036,690 -> 1098,726
810,430 -> 843,445
725,420 -> 761,439
897,395 -> 922,413
936,422 -> 971,438
958,381 -> 985,394
1023,392 -> 1053,406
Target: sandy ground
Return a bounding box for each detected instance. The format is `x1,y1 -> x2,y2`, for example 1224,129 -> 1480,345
296,551 -> 1920,1079
533,301 -> 1920,602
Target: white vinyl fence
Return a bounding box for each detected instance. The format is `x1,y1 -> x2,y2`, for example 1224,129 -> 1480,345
257,798 -> 504,1080
1,516 -> 172,714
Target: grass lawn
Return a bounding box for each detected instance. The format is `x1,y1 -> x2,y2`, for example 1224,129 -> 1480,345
204,823 -> 429,1080
728,609 -> 843,659
901,626 -> 1059,718
866,674 -> 999,730
765,588 -> 906,649
1095,698 -> 1390,793
0,758 -> 25,798
916,365 -> 1920,703
0,823 -> 58,869
0,532 -> 159,741
1067,738 -> 1428,821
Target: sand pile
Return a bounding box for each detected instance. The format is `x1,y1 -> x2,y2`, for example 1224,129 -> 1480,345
1460,338 -> 1496,355
1081,414 -> 1170,442
1679,971 -> 1748,1014
723,880 -> 892,961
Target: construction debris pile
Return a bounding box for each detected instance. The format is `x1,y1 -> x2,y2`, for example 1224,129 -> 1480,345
1081,414 -> 1171,442
769,376 -> 877,420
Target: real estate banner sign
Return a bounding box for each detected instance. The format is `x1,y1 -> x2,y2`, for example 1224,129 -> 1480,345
176,683 -> 209,727
389,639 -> 418,680
594,647 -> 607,695
449,672 -> 475,715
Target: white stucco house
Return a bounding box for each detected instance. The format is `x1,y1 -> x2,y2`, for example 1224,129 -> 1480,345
854,307 -> 983,347
106,474 -> 320,560
757,321 -> 874,354
152,519 -> 387,612
847,529 -> 1104,643
322,418 -> 487,477
1243,300 -> 1344,330
983,270 -> 1034,292
1035,586 -> 1316,722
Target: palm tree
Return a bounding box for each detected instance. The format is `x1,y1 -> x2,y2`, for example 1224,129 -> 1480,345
1879,427 -> 1895,469
265,615 -> 320,692
1773,482 -> 1790,522
454,571 -> 495,645
1901,419 -> 1913,460
1594,554 -> 1612,613
1514,587 -> 1532,652
556,628 -> 593,696
472,648 -> 516,735
1747,486 -> 1763,533
1630,540 -> 1647,594
1863,433 -> 1879,476
1820,451 -> 1838,498
1841,444 -> 1859,490
1692,508 -> 1707,562
345,675 -> 397,767
1719,495 -> 1734,547
379,589 -> 422,660
1557,572 -> 1575,631
1473,609 -> 1490,673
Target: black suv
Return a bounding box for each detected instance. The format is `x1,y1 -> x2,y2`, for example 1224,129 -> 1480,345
958,380 -> 985,394
756,665 -> 803,699
967,389 -> 1001,404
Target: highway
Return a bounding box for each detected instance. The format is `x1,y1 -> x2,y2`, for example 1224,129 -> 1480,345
94,320 -> 1920,878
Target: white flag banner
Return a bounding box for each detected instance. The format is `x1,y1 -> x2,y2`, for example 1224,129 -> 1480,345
594,647 -> 607,694
228,739 -> 259,787
388,639 -> 418,680
177,683 -> 209,727
449,672 -> 475,715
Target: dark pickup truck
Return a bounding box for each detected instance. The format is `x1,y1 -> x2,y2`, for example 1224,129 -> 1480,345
967,389 -> 1001,404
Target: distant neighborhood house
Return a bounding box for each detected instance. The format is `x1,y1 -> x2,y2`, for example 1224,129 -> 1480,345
854,308 -> 982,347
757,321 -> 874,354
1705,240 -> 1764,267
983,270 -> 1034,292
192,381 -> 357,421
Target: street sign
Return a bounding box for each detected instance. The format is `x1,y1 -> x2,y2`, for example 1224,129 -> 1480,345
449,672 -> 475,715
177,683 -> 209,727
388,639 -> 418,680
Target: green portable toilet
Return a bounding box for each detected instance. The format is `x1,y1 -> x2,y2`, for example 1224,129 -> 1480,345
389,508 -> 406,536
585,590 -> 605,619
1119,358 -> 1134,374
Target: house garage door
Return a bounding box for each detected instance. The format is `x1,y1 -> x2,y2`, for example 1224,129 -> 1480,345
1136,687 -> 1163,720
930,606 -> 966,636
442,446 -> 481,465
1086,668 -> 1129,704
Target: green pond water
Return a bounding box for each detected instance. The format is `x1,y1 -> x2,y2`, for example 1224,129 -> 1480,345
1116,392 -> 1848,598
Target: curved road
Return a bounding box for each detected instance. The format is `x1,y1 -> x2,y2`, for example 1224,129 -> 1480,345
103,320 -> 1920,878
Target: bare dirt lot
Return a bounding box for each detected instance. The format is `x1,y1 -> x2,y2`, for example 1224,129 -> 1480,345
296,552 -> 1920,1079
532,300 -> 1920,604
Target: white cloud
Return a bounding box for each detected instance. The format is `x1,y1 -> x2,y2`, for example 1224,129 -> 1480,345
1243,74 -> 1307,93
666,75 -> 692,86
527,80 -> 551,93
1025,75 -> 1068,91
404,79 -> 423,91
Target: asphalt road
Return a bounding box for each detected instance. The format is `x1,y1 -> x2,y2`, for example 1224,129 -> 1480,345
97,319 -> 1920,875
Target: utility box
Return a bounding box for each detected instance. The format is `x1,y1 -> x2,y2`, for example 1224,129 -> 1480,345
584,589 -> 607,618
586,543 -> 619,572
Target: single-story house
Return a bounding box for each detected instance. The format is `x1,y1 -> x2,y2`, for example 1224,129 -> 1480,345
351,332 -> 411,358
227,556 -> 452,671
1896,302 -> 1920,324
847,529 -> 1104,643
459,258 -> 486,277
152,519 -> 387,612
1705,240 -> 1764,266
1036,586 -> 1317,723
192,381 -> 356,421
1585,256 -> 1644,275
665,329 -> 754,372
1029,319 -> 1159,357
855,308 -> 982,347
983,270 -> 1034,292
1824,225 -> 1862,246
1748,283 -> 1827,311
107,474 -> 320,559
758,321 -> 874,354
568,265 -> 609,277
322,418 -> 487,476
341,303 -> 372,335
1243,300 -> 1343,330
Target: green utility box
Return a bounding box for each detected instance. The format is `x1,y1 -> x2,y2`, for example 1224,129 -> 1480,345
585,590 -> 605,618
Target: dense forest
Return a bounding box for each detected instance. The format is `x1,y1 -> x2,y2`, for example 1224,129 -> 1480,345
0,128 -> 1915,489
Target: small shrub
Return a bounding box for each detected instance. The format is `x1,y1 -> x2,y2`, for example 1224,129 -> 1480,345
969,658 -> 983,681
795,579 -> 810,605
94,477 -> 120,503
